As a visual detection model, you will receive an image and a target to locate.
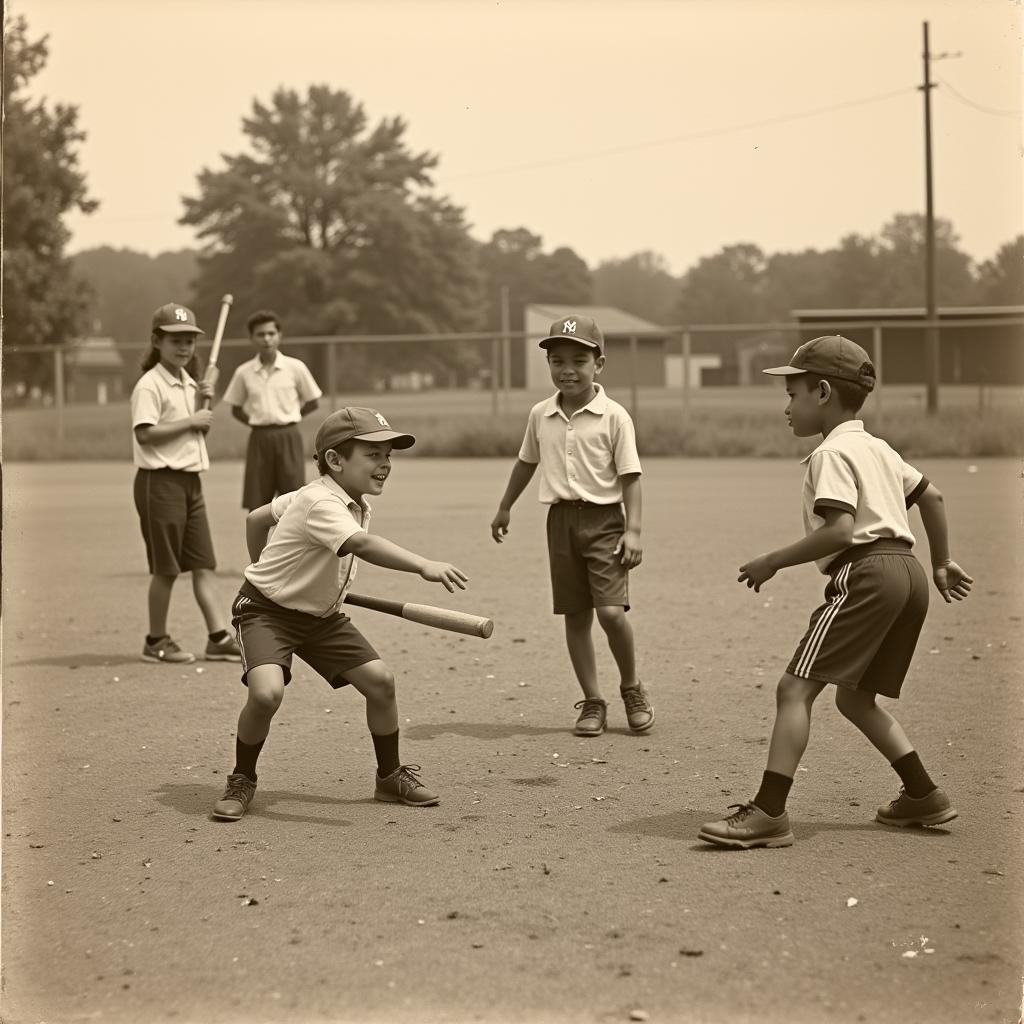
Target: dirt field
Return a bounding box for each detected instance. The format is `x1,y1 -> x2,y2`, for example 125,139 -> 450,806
2,458 -> 1022,1024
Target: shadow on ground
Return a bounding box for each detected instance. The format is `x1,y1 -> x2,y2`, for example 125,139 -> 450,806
405,721 -> 567,740
153,781 -> 374,827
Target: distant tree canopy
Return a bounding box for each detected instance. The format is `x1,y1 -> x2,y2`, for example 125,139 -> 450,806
180,85 -> 484,387
476,228 -> 592,333
592,251 -> 678,326
3,15 -> 96,389
975,236 -> 1024,306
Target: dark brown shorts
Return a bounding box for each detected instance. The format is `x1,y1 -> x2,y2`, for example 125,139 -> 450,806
787,539 -> 929,698
134,468 -> 216,576
242,424 -> 308,510
545,501 -> 630,615
231,581 -> 380,688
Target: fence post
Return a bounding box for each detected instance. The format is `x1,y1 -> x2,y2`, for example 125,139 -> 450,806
629,335 -> 639,427
491,334 -> 500,417
872,324 -> 883,429
681,329 -> 692,432
54,346 -> 65,456
327,340 -> 337,411
500,285 -> 511,412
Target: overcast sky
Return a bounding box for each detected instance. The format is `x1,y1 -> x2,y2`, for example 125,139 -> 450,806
18,0 -> 1023,275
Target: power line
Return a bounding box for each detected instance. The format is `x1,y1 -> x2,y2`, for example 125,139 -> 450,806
438,87 -> 918,182
939,79 -> 1022,118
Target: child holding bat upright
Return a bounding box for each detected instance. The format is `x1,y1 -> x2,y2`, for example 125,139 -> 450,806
131,302 -> 241,665
212,407 -> 468,821
490,314 -> 653,738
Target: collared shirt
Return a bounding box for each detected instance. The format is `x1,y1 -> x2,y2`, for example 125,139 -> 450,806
244,476 -> 369,616
800,420 -> 929,573
130,363 -> 209,471
518,384 -> 642,504
222,353 -> 322,426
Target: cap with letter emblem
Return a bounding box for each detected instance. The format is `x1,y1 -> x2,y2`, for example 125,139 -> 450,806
538,314 -> 603,352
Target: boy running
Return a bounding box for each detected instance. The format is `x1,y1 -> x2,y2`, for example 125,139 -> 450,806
490,314 -> 653,737
699,335 -> 972,849
213,407 -> 467,821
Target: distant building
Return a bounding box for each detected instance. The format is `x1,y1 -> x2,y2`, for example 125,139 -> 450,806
523,304 -> 720,390
64,337 -> 125,405
792,306 -> 1024,385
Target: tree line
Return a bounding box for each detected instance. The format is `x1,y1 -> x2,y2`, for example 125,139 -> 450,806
5,15 -> 1022,391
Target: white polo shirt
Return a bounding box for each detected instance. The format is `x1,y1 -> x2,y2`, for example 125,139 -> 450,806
244,476 -> 369,616
518,384 -> 642,505
222,353 -> 322,426
800,420 -> 929,573
130,363 -> 209,471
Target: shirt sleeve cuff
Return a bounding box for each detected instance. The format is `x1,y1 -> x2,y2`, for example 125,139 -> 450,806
905,476 -> 929,508
813,498 -> 856,516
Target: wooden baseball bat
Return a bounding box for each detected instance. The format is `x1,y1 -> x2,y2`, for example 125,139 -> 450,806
201,293 -> 233,410
344,592 -> 494,639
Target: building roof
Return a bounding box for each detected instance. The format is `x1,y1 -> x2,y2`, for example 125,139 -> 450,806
527,304 -> 668,336
65,337 -> 124,369
792,305 -> 1024,319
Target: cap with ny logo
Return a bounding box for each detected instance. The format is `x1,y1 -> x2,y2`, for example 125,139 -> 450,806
538,314 -> 603,352
151,302 -> 205,335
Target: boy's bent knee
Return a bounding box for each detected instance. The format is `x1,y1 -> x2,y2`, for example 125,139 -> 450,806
776,672 -> 822,705
595,605 -> 627,628
344,660 -> 396,700
835,687 -> 875,717
245,665 -> 286,715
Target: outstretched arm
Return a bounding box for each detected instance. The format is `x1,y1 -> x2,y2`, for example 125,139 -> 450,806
915,483 -> 973,602
491,459 -> 537,543
340,532 -> 468,592
738,507 -> 854,592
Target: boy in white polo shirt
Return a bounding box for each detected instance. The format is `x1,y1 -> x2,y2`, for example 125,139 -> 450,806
222,310 -> 322,510
490,314 -> 653,738
131,302 -> 242,665
699,335 -> 973,850
212,407 -> 468,821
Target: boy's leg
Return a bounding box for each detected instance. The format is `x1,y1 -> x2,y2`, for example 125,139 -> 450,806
213,663 -> 286,821
343,660 -> 438,807
564,609 -> 608,736
191,568 -> 243,661
698,672 -> 824,849
595,605 -> 653,733
835,688 -> 957,826
142,574 -> 195,663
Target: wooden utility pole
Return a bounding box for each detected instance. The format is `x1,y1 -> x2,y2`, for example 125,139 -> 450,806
921,21 -> 940,413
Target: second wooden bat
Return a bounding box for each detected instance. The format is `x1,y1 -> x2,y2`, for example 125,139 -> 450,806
344,592 -> 494,639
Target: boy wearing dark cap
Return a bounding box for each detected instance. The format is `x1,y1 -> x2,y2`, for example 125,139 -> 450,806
490,314 -> 653,737
212,407 -> 468,821
699,336 -> 973,850
132,302 -> 242,664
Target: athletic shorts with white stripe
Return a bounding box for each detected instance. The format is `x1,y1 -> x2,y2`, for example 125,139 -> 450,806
787,539 -> 929,698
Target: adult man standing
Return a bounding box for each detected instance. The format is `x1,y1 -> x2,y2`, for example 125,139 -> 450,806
223,310 -> 323,510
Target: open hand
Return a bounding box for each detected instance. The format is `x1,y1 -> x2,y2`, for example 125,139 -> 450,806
738,553 -> 776,592
421,561 -> 468,592
933,560 -> 973,603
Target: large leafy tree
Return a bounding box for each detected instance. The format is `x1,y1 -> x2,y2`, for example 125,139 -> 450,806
3,16 -> 97,391
974,236 -> 1024,305
180,86 -> 484,388
592,251 -> 679,326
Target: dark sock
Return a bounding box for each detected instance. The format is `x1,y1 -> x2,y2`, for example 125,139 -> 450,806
891,751 -> 936,799
233,737 -> 265,783
209,630 -> 229,644
371,730 -> 400,777
752,770 -> 793,817
145,634 -> 168,646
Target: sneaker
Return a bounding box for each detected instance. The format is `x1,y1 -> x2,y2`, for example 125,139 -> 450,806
620,683 -> 654,733
573,698 -> 608,737
698,802 -> 795,849
205,634 -> 242,662
374,765 -> 440,807
876,787 -> 958,827
142,636 -> 195,664
212,773 -> 257,821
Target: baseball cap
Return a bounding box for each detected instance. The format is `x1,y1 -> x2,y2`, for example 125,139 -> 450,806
763,335 -> 876,392
314,407 -> 416,455
538,314 -> 603,352
151,302 -> 205,335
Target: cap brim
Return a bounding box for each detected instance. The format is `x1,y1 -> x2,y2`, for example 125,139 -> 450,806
762,364 -> 805,376
538,336 -> 600,350
353,430 -> 416,449
156,324 -> 205,335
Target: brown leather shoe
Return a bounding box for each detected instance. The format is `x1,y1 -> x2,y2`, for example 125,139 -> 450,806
573,698 -> 607,737
620,683 -> 654,733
